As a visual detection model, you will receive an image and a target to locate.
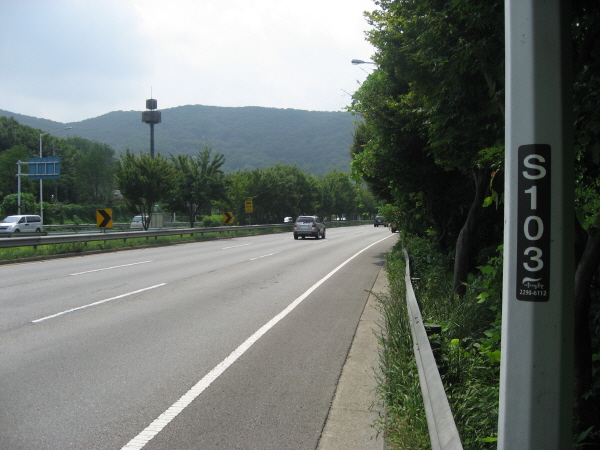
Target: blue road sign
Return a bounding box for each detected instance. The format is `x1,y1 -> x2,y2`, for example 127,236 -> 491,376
28,157 -> 61,180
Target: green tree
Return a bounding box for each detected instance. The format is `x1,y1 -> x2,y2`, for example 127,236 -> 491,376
356,0 -> 505,295
0,193 -> 36,217
68,137 -> 116,204
571,0 -> 600,436
321,170 -> 356,220
0,145 -> 34,198
114,149 -> 176,230
223,170 -> 253,225
167,145 -> 227,227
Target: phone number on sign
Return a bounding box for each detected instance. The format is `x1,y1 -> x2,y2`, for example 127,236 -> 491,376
519,289 -> 548,297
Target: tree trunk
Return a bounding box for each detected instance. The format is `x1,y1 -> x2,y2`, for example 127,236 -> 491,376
452,168 -> 491,298
573,214 -> 600,435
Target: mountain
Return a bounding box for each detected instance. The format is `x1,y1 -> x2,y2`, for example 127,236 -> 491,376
0,105 -> 358,176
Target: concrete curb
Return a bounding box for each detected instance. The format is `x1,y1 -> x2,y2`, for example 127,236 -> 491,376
317,265 -> 388,450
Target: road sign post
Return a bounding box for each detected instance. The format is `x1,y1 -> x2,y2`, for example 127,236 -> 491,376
96,209 -> 113,229
499,1 -> 574,448
222,212 -> 234,224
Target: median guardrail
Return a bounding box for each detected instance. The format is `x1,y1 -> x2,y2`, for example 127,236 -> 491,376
0,224 -> 293,249
403,248 -> 463,450
0,220 -> 371,250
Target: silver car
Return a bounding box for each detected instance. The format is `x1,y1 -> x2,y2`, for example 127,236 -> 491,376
293,215 -> 326,240
0,215 -> 43,233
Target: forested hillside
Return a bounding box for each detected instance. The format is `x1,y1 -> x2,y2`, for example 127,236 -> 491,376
0,105 -> 356,176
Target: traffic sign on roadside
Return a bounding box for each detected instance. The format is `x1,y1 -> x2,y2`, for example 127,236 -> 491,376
96,209 -> 113,228
245,200 -> 253,214
223,212 -> 234,224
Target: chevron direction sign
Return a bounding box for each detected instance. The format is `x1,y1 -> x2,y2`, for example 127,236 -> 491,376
222,212 -> 234,224
96,209 -> 113,228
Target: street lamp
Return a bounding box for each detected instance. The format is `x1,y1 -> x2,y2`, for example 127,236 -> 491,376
39,126 -> 72,222
351,59 -> 376,65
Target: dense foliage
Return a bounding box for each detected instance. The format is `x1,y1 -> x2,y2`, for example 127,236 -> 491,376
0,116 -> 379,227
353,0 -> 600,446
380,236 -> 501,449
0,105 -> 356,177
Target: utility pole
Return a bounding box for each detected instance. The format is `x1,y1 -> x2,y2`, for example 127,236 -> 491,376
499,0 -> 574,448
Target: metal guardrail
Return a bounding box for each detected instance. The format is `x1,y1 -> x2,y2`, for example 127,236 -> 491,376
0,223 -> 293,249
403,248 -> 463,450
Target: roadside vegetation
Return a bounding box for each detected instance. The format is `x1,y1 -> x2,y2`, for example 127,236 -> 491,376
378,234 -> 501,449
354,1 -> 600,448
0,117 -> 381,229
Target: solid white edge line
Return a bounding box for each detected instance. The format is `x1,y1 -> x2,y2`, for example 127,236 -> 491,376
120,234 -> 393,450
70,261 -> 152,276
31,284 -> 167,323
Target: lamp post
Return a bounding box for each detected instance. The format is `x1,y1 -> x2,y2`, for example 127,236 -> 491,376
39,126 -> 71,222
351,59 -> 376,65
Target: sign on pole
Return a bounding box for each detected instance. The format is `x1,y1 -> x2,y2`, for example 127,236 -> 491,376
499,1 -> 573,448
96,209 -> 113,228
245,200 -> 253,214
222,212 -> 233,224
28,157 -> 61,180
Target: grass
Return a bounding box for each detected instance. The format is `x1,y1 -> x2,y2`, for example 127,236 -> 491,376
375,234 -> 501,449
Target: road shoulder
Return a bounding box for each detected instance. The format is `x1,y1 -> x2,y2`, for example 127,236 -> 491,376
317,265 -> 387,450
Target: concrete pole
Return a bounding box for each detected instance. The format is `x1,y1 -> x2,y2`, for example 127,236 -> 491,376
150,123 -> 155,158
499,0 -> 574,448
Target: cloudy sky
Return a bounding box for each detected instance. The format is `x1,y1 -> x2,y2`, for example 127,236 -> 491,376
0,0 -> 376,124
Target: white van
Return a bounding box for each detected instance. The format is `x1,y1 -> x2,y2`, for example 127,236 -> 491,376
0,215 -> 43,233
130,215 -> 146,229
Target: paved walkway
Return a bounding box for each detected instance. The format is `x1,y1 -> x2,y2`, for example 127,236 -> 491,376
317,266 -> 387,450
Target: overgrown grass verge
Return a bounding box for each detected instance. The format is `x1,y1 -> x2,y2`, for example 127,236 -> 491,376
376,234 -> 501,449
375,245 -> 430,449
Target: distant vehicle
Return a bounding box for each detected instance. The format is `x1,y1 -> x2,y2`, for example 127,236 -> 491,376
390,223 -> 398,233
293,215 -> 326,240
283,217 -> 293,223
374,216 -> 385,227
0,215 -> 43,233
130,215 -> 146,229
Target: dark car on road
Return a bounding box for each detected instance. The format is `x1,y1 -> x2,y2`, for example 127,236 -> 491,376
374,216 -> 385,227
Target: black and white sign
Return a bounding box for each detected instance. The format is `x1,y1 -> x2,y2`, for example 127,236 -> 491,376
516,144 -> 551,301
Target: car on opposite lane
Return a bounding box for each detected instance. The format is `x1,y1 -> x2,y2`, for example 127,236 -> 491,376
0,215 -> 43,234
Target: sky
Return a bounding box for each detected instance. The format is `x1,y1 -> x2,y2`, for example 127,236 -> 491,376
0,0 -> 377,124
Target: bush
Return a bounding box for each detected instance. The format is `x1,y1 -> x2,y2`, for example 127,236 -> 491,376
377,235 -> 501,448
1,193 -> 36,217
201,215 -> 223,227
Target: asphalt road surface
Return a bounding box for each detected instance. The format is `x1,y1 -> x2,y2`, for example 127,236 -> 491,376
0,225 -> 396,449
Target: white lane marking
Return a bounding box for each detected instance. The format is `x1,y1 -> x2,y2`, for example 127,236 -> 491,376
121,234 -> 393,450
70,261 -> 152,276
222,243 -> 253,249
249,252 -> 280,261
31,284 -> 167,323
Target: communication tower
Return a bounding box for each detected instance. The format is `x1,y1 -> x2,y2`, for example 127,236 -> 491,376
142,98 -> 161,158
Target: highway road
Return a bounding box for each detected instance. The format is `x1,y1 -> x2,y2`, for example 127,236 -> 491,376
0,225 -> 396,449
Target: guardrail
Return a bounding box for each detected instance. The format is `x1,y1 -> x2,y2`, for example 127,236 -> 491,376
403,248 -> 463,450
0,224 -> 293,249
